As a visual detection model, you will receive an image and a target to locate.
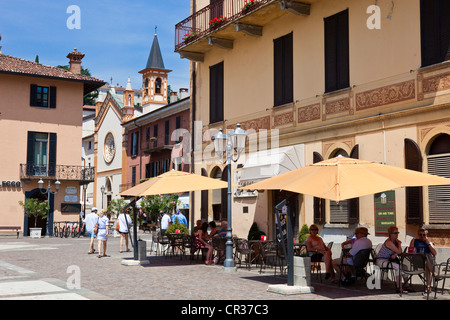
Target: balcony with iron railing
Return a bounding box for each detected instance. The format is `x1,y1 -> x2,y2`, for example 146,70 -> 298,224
20,164 -> 95,184
174,0 -> 312,60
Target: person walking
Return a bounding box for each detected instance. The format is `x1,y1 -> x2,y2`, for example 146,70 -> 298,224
84,207 -> 99,254
118,209 -> 133,253
97,209 -> 109,258
160,212 -> 171,234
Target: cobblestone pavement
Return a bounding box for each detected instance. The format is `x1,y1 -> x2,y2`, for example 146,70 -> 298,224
0,232 -> 448,303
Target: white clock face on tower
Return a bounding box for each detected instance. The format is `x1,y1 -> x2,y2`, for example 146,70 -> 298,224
104,132 -> 115,163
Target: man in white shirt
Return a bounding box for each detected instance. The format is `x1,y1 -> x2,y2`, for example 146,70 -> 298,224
332,227 -> 372,284
160,212 -> 171,233
84,207 -> 99,254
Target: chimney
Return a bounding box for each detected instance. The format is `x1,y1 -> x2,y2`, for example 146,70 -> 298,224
180,88 -> 189,99
170,91 -> 178,104
66,48 -> 85,74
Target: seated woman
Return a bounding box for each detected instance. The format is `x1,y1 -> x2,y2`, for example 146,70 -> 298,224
209,221 -> 218,238
305,224 -> 336,282
408,228 -> 437,293
376,226 -> 410,293
194,222 -> 214,265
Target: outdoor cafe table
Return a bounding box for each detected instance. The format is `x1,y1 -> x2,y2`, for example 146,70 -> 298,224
166,233 -> 185,257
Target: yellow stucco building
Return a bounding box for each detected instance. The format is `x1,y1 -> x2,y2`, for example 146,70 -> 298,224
175,0 -> 450,248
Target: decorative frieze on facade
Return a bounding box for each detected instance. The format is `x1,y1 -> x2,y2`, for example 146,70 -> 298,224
355,79 -> 415,111
297,103 -> 321,123
273,111 -> 294,128
418,70 -> 450,101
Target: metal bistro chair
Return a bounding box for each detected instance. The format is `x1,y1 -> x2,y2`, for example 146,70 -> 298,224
181,234 -> 196,262
339,248 -> 372,287
433,257 -> 450,299
150,231 -> 159,255
158,232 -> 171,257
306,247 -> 323,282
275,241 -> 287,276
235,238 -> 255,269
259,240 -> 277,274
212,236 -> 226,264
373,243 -> 396,284
399,253 -> 427,298
308,241 -> 334,282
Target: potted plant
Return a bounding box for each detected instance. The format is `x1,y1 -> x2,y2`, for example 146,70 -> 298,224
297,224 -> 310,243
166,221 -> 189,235
19,198 -> 49,238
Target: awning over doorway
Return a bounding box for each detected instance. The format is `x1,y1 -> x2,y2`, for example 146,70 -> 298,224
239,144 -> 305,185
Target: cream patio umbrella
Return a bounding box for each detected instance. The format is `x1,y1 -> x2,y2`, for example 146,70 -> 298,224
120,170 -> 234,262
241,156 -> 450,202
120,169 -> 233,197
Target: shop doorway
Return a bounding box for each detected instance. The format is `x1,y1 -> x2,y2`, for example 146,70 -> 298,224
23,189 -> 54,236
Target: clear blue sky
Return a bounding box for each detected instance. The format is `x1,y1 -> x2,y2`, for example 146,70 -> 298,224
0,0 -> 191,93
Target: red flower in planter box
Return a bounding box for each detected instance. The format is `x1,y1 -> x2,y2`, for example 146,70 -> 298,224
209,15 -> 227,28
243,0 -> 256,11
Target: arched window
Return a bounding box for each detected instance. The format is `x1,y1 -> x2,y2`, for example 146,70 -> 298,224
329,149 -> 349,223
427,134 -> 450,223
144,78 -> 149,94
155,78 -> 162,94
405,138 -> 423,225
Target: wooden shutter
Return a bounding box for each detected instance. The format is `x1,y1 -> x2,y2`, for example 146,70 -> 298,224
274,33 -> 293,107
428,155 -> 450,223
420,0 -> 450,67
209,62 -> 224,124
132,131 -> 139,157
30,85 -> 37,107
324,9 -> 349,92
49,86 -> 57,108
48,133 -> 57,176
313,152 -> 326,224
26,131 -> 36,175
405,139 -> 423,225
348,145 -> 360,224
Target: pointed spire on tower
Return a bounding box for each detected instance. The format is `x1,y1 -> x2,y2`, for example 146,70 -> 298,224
126,77 -> 132,91
145,30 -> 165,70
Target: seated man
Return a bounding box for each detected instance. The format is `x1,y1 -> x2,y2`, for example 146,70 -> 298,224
332,227 -> 372,285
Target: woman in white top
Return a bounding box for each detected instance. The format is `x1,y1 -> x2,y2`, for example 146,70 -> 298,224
118,210 -> 133,253
97,209 -> 109,258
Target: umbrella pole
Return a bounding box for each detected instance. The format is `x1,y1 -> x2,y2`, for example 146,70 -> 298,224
133,197 -> 138,260
286,199 -> 294,286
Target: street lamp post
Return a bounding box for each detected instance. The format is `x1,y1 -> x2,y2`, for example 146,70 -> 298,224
100,185 -> 105,209
38,179 -> 61,237
212,124 -> 247,271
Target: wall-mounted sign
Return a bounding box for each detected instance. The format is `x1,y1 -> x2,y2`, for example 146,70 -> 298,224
64,195 -> 78,203
374,191 -> 396,235
2,181 -> 22,188
65,186 -> 77,194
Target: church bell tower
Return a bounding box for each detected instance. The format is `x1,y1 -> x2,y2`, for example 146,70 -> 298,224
139,29 -> 171,113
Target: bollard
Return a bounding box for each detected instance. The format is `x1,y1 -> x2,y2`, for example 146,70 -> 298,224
138,240 -> 147,261
293,256 -> 311,287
